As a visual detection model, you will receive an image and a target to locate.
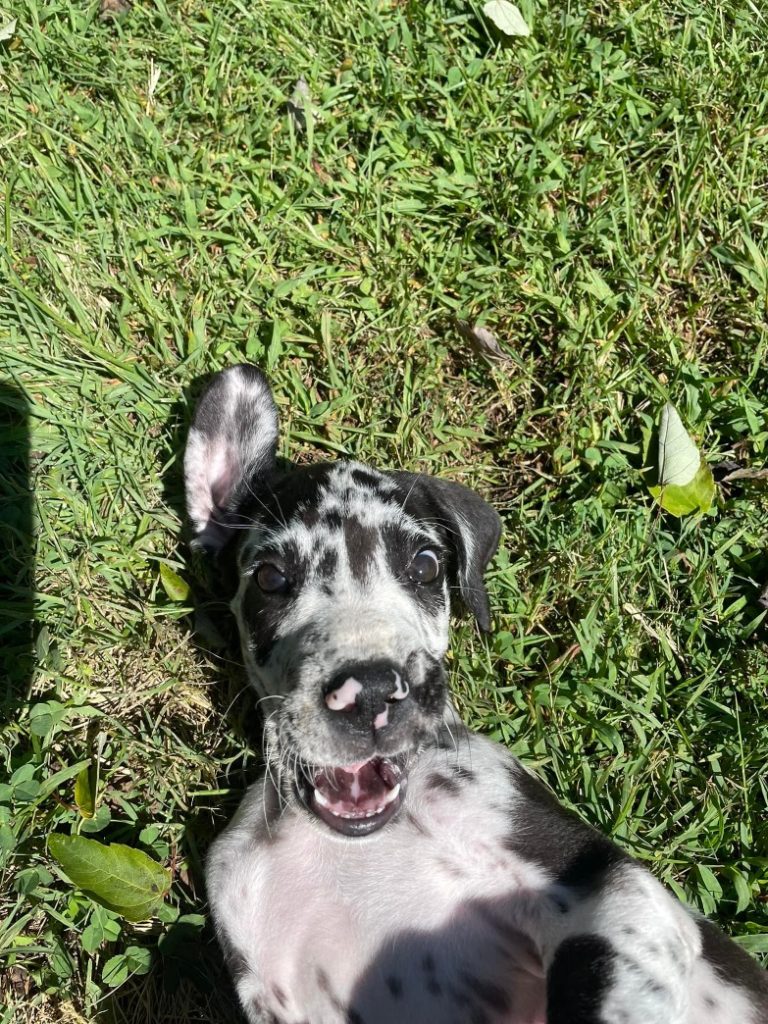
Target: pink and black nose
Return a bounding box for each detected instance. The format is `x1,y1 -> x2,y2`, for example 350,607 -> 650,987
323,662 -> 410,736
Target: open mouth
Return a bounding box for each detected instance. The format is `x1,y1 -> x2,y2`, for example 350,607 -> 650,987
299,756 -> 407,837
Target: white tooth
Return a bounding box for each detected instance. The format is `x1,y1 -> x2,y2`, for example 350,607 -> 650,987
314,789 -> 331,808
383,783 -> 400,805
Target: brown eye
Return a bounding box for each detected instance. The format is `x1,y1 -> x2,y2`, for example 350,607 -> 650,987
256,563 -> 289,594
407,549 -> 440,585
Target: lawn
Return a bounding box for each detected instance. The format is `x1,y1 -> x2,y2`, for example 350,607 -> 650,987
1,0 -> 767,1020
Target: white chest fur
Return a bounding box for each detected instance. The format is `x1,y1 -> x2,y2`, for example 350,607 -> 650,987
208,739 -> 554,1024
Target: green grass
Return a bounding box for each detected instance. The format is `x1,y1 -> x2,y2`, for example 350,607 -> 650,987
1,0 -> 768,1019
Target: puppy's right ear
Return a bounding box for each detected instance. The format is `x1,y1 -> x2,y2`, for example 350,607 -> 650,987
184,365 -> 278,553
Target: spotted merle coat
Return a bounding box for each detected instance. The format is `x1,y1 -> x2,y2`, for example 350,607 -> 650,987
185,365 -> 768,1024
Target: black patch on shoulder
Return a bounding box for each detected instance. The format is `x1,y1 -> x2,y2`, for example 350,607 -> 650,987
557,837 -> 627,892
504,761 -> 628,894
698,918 -> 768,1003
385,975 -> 403,998
427,771 -> 461,796
547,934 -> 615,1024
343,517 -> 379,581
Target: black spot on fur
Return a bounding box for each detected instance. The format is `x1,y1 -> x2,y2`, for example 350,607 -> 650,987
697,918 -> 768,1004
427,771 -> 461,796
272,984 -> 287,1008
323,510 -> 343,531
551,894 -> 571,914
343,517 -> 379,581
351,467 -> 384,490
316,546 -> 337,579
316,967 -> 346,1013
427,977 -> 442,995
225,947 -> 249,984
422,953 -> 436,973
385,976 -> 403,998
346,1010 -> 365,1024
452,765 -> 476,783
547,934 -> 615,1024
664,939 -> 679,962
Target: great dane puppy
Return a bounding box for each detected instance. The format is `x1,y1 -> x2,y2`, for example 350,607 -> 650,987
185,365 -> 768,1024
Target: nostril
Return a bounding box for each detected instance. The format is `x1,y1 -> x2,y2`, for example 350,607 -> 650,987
373,705 -> 390,731
324,675 -> 363,712
388,672 -> 409,702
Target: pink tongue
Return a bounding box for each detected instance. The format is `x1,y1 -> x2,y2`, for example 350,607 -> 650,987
315,762 -> 389,813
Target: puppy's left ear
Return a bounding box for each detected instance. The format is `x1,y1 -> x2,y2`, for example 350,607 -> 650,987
184,365 -> 279,553
394,474 -> 502,632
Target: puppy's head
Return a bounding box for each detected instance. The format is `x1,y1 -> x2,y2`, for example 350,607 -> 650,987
185,366 -> 501,836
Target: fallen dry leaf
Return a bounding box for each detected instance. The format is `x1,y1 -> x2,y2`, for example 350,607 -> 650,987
456,320 -> 512,362
99,0 -> 132,21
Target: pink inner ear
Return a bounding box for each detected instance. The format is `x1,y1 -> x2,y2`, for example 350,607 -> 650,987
185,433 -> 239,533
203,439 -> 237,513
210,459 -> 238,512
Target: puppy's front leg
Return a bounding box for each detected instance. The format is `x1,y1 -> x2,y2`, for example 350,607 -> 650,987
543,863 -> 700,1024
505,761 -> 699,1024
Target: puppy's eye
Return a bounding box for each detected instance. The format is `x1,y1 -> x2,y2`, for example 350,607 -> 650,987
256,563 -> 289,594
407,549 -> 441,585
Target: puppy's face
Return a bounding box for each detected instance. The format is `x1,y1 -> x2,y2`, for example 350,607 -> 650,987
185,367 -> 500,837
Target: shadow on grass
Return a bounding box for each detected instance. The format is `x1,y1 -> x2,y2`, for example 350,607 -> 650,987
102,372 -> 266,1024
0,381 -> 34,723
